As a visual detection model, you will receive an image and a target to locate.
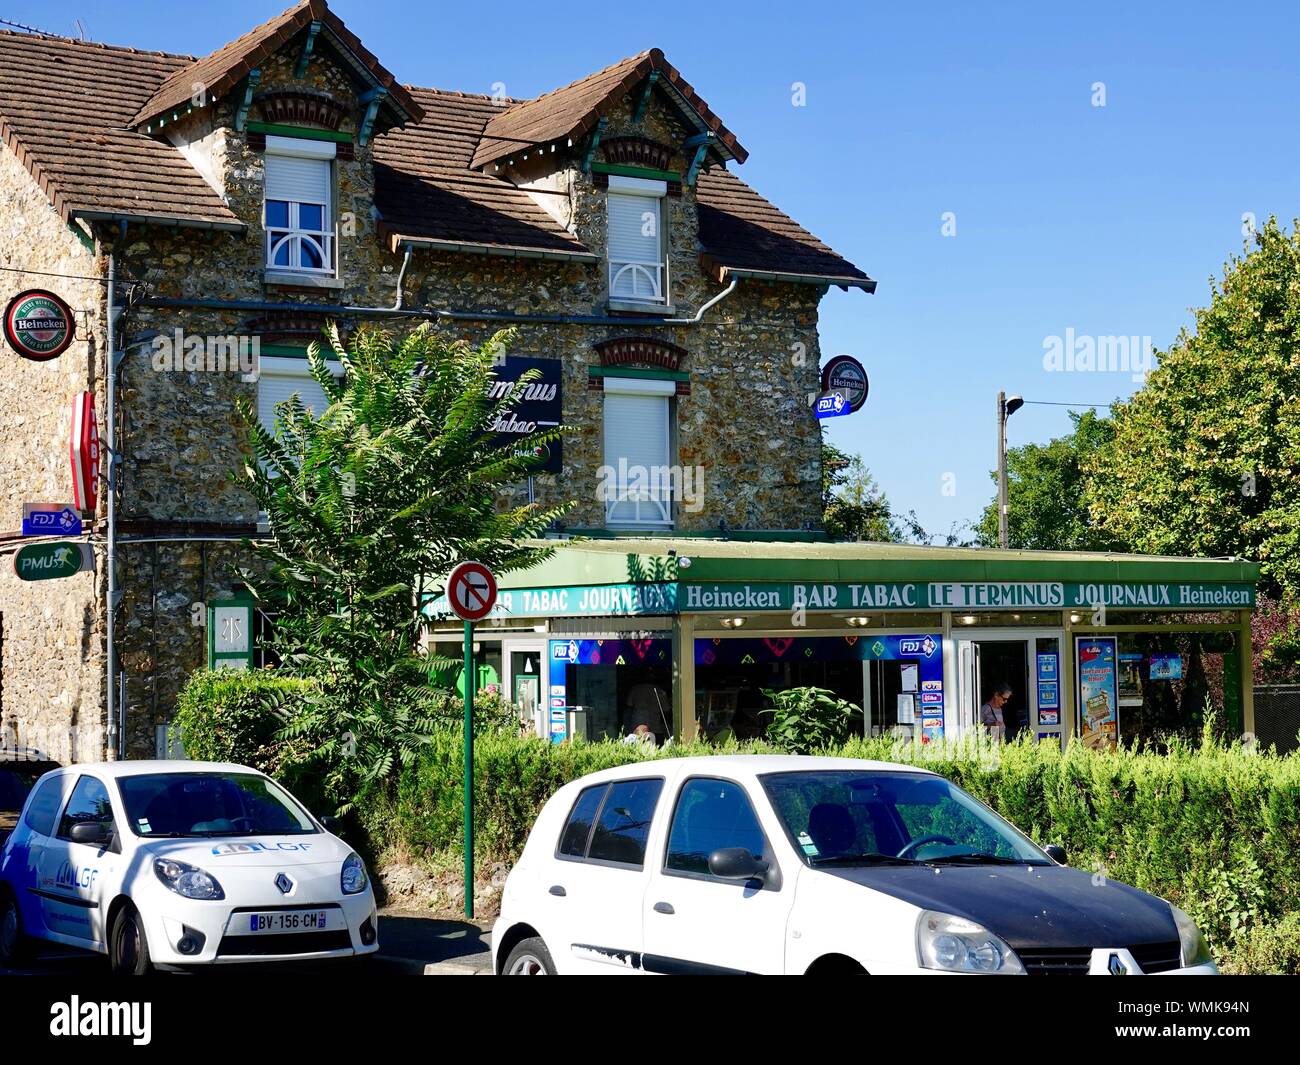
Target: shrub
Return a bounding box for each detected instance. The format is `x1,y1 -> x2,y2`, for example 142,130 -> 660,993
760,686 -> 860,753
172,669 -> 318,779
1219,912 -> 1300,975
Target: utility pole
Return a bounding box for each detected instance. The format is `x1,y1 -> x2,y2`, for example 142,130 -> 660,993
997,391 -> 1023,548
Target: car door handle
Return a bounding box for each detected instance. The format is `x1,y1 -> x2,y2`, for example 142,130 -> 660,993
653,901 -> 675,915
549,885 -> 566,897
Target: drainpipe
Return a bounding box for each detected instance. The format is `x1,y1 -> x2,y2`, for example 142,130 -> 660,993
392,244 -> 413,311
105,255 -> 120,760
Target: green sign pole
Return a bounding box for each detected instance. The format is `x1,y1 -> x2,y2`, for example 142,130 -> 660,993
463,619 -> 475,919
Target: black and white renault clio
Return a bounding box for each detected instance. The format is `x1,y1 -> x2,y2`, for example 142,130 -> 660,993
493,755 -> 1217,975
0,761 -> 378,973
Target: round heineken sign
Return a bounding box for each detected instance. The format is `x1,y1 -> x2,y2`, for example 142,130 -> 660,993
821,354 -> 869,413
4,289 -> 75,361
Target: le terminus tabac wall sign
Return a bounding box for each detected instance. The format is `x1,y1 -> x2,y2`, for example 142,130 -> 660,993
4,289 -> 75,361
487,355 -> 562,474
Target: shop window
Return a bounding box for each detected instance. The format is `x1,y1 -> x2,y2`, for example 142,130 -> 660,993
607,176 -> 668,304
665,777 -> 768,877
263,137 -> 335,276
602,378 -> 675,528
586,778 -> 664,866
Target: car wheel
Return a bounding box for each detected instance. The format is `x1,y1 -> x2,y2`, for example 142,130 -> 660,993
0,890 -> 33,965
108,904 -> 153,976
503,936 -> 555,975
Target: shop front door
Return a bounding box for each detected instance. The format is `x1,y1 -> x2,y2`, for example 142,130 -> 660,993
957,633 -> 1054,743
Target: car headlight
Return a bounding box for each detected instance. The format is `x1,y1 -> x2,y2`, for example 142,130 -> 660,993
1170,904 -> 1214,967
916,910 -> 1025,974
153,858 -> 224,900
341,852 -> 368,895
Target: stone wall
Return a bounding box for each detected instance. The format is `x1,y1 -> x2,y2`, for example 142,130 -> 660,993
0,142 -> 108,762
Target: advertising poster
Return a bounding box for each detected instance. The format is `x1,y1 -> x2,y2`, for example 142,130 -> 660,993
1076,636 -> 1119,750
1149,653 -> 1184,680
1035,651 -> 1060,727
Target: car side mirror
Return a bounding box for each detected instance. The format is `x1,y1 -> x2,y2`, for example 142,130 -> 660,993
708,847 -> 769,882
1043,844 -> 1067,865
319,815 -> 340,831
70,821 -> 110,847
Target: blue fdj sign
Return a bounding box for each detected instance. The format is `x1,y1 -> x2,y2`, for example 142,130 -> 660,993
488,355 -> 562,474
814,391 -> 849,419
22,503 -> 82,537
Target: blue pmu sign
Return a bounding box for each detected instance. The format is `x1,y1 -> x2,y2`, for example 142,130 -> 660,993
22,502 -> 82,537
488,355 -> 562,473
814,390 -> 849,419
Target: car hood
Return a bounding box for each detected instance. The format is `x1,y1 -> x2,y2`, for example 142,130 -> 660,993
820,863 -> 1179,949
139,833 -> 349,869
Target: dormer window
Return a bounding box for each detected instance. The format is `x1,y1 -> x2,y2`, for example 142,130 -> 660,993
263,136 -> 336,277
607,175 -> 668,306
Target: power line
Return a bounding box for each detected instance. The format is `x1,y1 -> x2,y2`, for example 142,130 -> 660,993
1020,399 -> 1116,409
0,263 -> 144,287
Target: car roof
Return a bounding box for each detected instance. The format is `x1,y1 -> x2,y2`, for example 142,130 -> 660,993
47,760 -> 263,779
570,754 -> 938,785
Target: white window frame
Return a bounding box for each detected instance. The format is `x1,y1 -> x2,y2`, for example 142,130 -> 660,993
607,175 -> 669,306
602,377 -> 676,529
264,136 -> 336,277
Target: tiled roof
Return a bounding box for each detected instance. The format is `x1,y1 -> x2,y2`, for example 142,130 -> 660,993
129,0 -> 422,130
471,48 -> 746,170
374,89 -> 593,258
697,169 -> 875,288
0,8 -> 870,285
0,30 -> 242,229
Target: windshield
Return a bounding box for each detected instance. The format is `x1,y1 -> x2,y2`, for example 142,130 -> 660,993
117,772 -> 317,838
760,770 -> 1049,866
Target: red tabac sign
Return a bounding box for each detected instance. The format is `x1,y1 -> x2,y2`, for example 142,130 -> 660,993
70,391 -> 99,513
4,289 -> 75,361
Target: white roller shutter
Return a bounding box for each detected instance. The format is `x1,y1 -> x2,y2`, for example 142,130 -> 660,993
264,154 -> 331,205
607,193 -> 660,265
257,362 -> 334,435
603,386 -> 672,525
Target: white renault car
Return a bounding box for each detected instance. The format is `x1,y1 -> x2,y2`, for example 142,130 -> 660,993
493,755 -> 1217,976
0,761 -> 378,973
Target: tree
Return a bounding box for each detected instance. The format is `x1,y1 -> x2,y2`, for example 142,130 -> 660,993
822,441 -> 901,541
235,324 -> 571,797
1084,218 -> 1300,603
975,410 -> 1120,550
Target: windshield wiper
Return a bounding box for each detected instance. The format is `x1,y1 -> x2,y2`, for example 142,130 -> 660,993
810,852 -> 916,866
923,853 -> 1040,865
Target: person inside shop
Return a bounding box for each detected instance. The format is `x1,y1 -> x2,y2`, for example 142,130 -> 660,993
981,682 -> 1013,743
624,671 -> 671,745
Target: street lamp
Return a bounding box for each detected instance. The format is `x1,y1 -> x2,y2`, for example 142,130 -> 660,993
997,392 -> 1024,548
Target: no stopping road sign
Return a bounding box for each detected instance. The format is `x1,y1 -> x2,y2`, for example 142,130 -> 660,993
447,561 -> 498,622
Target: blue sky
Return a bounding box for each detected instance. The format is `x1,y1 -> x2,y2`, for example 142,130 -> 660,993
11,0 -> 1299,535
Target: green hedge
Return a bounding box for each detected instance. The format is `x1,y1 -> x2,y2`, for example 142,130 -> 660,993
173,669 -> 318,778
358,730 -> 1300,972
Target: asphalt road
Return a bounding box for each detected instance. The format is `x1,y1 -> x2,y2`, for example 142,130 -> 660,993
0,909 -> 490,976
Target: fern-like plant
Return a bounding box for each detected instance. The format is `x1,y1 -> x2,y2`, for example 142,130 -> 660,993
234,323 -> 573,802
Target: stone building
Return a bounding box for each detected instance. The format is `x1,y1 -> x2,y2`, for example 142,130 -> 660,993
0,0 -> 873,758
